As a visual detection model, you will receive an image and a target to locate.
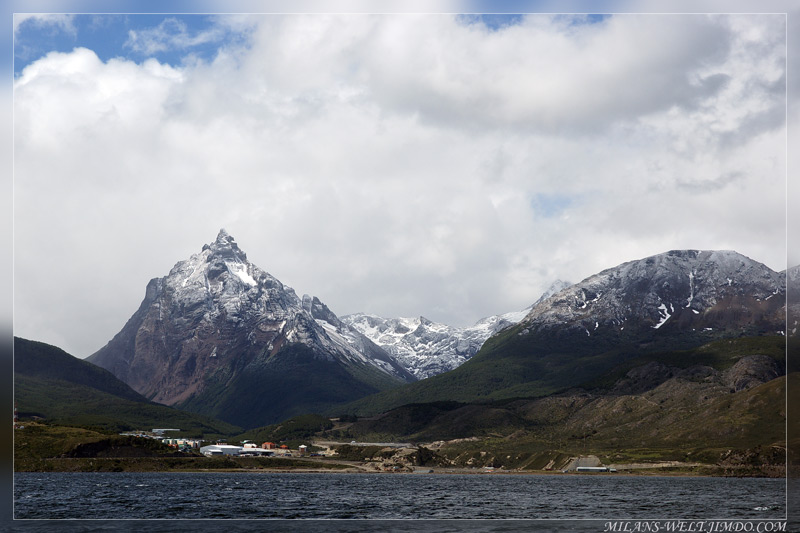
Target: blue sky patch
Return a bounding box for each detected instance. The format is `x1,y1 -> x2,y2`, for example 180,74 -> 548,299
530,193 -> 575,218
553,13 -> 611,27
456,14 -> 524,31
14,14 -> 234,75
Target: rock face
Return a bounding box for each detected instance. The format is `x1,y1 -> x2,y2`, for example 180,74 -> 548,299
611,355 -> 783,396
87,230 -> 414,427
518,250 -> 785,341
723,355 -> 782,392
342,280 -> 572,379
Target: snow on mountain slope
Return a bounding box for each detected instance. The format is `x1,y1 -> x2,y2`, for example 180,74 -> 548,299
518,250 -> 785,339
342,280 -> 572,379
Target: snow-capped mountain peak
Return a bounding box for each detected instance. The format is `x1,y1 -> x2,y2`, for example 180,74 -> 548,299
519,250 -> 785,338
341,281 -> 572,379
88,231 -> 414,412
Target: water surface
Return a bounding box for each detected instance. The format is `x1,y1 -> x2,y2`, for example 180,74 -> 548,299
14,472 -> 785,521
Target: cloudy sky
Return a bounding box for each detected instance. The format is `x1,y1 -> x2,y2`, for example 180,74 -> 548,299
11,6 -> 792,358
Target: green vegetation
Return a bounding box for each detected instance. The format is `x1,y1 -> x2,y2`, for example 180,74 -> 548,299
14,334 -> 786,476
14,422 -> 353,472
349,333 -> 784,417
583,335 -> 786,390
342,372 -> 784,453
178,344 -> 406,429
340,327 -> 758,417
17,454 -> 354,473
14,337 -> 240,437
234,414 -> 334,446
422,373 -> 784,475
16,374 -> 240,436
14,423 -> 191,471
14,423 -> 112,464
326,336 -> 786,476
14,337 -> 146,402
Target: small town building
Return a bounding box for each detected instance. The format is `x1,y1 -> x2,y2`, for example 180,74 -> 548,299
239,448 -> 275,457
163,438 -> 201,449
200,444 -> 244,456
262,442 -> 276,449
575,466 -> 610,473
152,429 -> 181,435
298,445 -> 308,456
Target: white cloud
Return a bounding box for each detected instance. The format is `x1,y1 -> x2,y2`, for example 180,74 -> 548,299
123,16 -> 232,56
13,14 -> 787,357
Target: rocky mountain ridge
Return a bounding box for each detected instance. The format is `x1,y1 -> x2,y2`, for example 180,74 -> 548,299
342,280 -> 571,379
518,250 -> 785,340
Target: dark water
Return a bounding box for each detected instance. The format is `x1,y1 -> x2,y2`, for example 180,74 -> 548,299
13,472 -> 785,522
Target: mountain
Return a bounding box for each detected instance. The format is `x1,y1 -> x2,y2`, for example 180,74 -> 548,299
517,249 -> 784,340
341,250 -> 786,415
342,280 -> 571,379
343,336 -> 785,440
529,279 -> 574,308
338,335 -> 785,476
340,312 -> 523,379
14,337 -> 239,435
87,230 -> 414,428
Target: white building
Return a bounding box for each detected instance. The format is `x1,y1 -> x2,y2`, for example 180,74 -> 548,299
200,444 -> 244,456
238,447 -> 275,457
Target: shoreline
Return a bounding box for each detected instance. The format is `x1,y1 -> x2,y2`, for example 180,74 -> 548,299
14,463 -> 785,478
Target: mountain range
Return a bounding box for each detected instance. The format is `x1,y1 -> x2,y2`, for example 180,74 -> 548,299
342,249 -> 786,415
81,232 -> 786,429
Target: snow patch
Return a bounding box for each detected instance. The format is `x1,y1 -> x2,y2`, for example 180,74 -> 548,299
653,303 -> 671,329
228,264 -> 257,286
577,291 -> 602,310
685,271 -> 695,308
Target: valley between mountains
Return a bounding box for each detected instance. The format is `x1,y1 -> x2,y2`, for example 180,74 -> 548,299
14,230 -> 794,476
